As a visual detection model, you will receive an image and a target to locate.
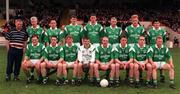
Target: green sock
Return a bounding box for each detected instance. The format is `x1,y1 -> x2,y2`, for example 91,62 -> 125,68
72,77 -> 77,80
63,77 -> 67,80
110,78 -> 114,81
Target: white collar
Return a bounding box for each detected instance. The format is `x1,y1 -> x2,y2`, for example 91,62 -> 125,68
50,44 -> 58,47
31,25 -> 39,29
32,43 -> 39,47
119,44 -> 127,48
137,44 -> 145,48
70,23 -> 78,26
131,24 -> 140,28
110,25 -> 117,29
90,22 -> 97,26
66,43 -> 74,47
153,27 -> 161,31
50,27 -> 57,30
101,44 -> 110,49
155,44 -> 164,49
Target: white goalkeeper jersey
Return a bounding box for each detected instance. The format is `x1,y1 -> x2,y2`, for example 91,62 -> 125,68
78,45 -> 96,64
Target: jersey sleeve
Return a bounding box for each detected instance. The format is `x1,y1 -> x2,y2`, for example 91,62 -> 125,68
95,48 -> 100,60
44,31 -> 49,43
90,47 -> 96,62
78,47 -> 82,62
60,47 -> 64,59
43,48 -> 48,61
114,47 -> 119,59
129,47 -> 134,59
147,47 -> 153,59
111,47 -> 114,59
163,30 -> 167,44
165,48 -> 172,60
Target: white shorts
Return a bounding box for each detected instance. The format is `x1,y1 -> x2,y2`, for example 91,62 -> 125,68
30,59 -> 39,65
101,62 -> 108,65
66,61 -> 74,66
92,43 -> 100,48
121,61 -> 128,64
49,61 -> 58,65
74,43 -> 81,48
154,62 -> 166,69
138,61 -> 145,64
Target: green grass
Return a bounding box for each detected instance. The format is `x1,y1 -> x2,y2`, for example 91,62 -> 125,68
0,46 -> 179,94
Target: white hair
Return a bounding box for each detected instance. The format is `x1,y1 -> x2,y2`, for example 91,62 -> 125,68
30,16 -> 38,21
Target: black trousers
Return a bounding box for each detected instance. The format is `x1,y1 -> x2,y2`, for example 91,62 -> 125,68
6,47 -> 23,77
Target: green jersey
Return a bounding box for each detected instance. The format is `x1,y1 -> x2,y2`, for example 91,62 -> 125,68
147,27 -> 166,45
25,43 -> 45,59
27,25 -> 44,43
104,26 -> 122,44
84,22 -> 103,43
133,44 -> 149,61
63,44 -> 78,62
125,25 -> 145,44
44,28 -> 63,43
148,45 -> 172,62
64,24 -> 83,43
43,45 -> 64,61
95,44 -> 114,63
114,44 -> 134,61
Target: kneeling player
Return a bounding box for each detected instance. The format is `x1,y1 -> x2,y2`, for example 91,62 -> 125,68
133,36 -> 152,88
22,35 -> 45,83
114,36 -> 134,87
94,37 -> 115,87
62,35 -> 79,85
148,36 -> 175,89
40,36 -> 64,85
78,37 -> 95,85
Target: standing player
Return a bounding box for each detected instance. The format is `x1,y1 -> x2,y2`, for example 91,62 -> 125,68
22,35 -> 45,83
94,37 -> 115,87
40,36 -> 64,85
27,16 -> 44,43
133,36 -> 152,88
44,19 -> 65,46
62,35 -> 79,85
125,15 -> 145,47
147,20 -> 167,82
114,36 -> 134,87
104,17 -> 122,48
78,37 -> 96,85
64,15 -> 83,47
148,36 -> 175,89
147,20 -> 166,45
84,13 -> 103,48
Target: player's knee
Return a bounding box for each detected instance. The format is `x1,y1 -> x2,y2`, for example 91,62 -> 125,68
129,63 -> 134,69
146,63 -> 152,69
90,63 -> 94,68
111,64 -> 115,69
57,63 -> 62,68
78,63 -> 83,67
40,62 -> 46,68
134,63 -> 139,69
115,63 -> 120,68
94,64 -> 99,70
